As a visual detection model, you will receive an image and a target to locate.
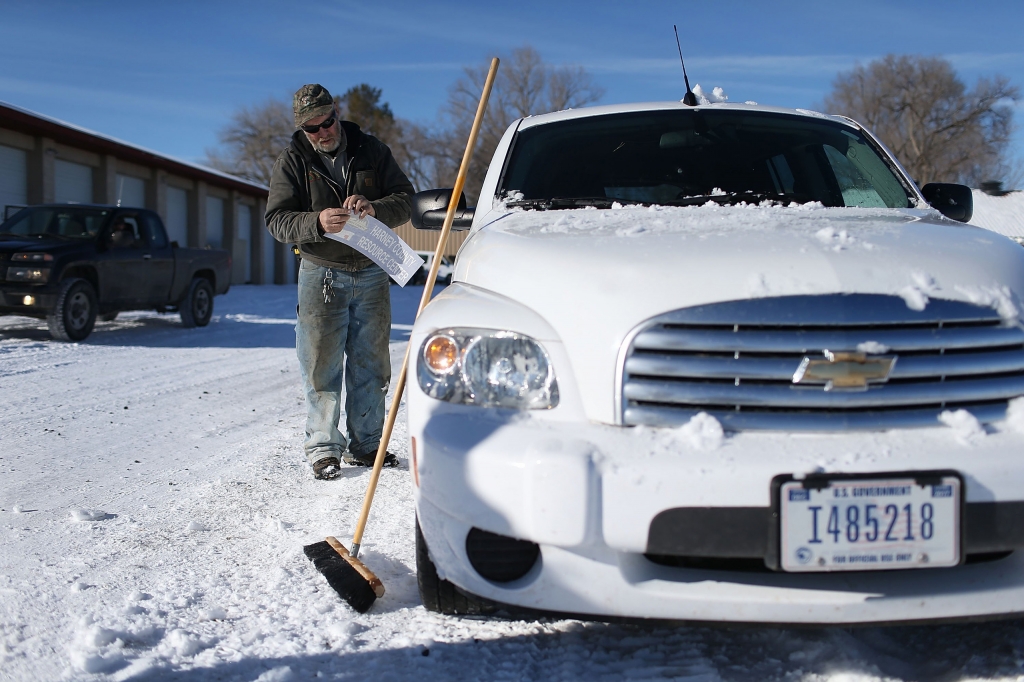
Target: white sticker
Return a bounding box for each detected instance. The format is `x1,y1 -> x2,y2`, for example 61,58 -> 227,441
324,213 -> 423,286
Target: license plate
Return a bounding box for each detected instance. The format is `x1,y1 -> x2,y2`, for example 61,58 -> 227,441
778,473 -> 962,572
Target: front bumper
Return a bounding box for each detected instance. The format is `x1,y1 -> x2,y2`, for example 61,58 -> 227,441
0,286 -> 57,316
420,495 -> 1024,625
412,406 -> 1024,624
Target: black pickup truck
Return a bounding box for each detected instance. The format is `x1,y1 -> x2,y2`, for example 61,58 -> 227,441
0,204 -> 232,341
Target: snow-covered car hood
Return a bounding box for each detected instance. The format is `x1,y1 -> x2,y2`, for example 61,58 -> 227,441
453,203 -> 1024,422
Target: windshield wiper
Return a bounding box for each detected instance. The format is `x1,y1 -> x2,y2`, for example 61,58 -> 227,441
505,197 -> 648,210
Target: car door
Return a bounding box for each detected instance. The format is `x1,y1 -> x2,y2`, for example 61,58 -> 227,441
139,212 -> 175,304
94,213 -> 150,306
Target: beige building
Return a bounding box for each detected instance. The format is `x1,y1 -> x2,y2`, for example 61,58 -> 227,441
0,100 -> 296,285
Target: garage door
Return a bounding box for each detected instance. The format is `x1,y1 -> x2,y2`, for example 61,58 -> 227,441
116,174 -> 146,209
262,213 -> 276,284
165,186 -> 188,246
237,203 -> 251,283
54,159 -> 93,203
206,196 -> 224,248
0,144 -> 27,218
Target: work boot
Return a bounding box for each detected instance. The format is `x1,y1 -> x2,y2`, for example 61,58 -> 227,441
312,456 -> 341,480
343,451 -> 400,468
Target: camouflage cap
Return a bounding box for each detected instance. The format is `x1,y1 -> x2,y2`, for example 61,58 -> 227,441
293,84 -> 335,127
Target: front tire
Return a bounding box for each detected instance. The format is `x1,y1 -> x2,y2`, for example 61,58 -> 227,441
416,519 -> 497,615
179,277 -> 214,328
47,278 -> 97,342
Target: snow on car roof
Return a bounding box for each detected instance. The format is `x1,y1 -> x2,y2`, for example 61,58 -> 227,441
516,100 -> 859,131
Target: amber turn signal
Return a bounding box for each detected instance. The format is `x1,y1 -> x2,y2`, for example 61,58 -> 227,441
423,335 -> 458,374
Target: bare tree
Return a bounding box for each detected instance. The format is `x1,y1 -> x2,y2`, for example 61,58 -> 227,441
823,55 -> 1019,187
204,98 -> 293,186
205,48 -> 604,200
334,84 -> 432,192
420,46 -> 605,203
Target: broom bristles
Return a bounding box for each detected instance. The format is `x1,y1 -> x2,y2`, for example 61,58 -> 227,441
303,539 -> 381,613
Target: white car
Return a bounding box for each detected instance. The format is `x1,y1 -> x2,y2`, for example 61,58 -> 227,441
405,101 -> 1024,625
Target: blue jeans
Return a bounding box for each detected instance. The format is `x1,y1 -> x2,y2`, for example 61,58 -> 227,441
296,260 -> 392,464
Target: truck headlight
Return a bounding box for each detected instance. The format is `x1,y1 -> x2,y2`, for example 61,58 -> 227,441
6,267 -> 51,282
418,328 -> 559,409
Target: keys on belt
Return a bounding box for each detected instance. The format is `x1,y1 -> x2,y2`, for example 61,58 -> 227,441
323,269 -> 335,303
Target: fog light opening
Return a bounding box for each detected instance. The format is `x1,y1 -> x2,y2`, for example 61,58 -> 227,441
465,527 -> 540,583
22,295 -> 35,306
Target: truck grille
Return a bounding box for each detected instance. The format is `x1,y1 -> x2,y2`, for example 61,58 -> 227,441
621,294 -> 1024,431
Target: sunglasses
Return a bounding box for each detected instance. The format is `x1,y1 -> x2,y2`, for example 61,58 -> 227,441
300,115 -> 337,134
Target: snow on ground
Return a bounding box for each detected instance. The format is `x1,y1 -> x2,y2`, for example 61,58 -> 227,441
971,190 -> 1024,239
4,285 -> 1024,680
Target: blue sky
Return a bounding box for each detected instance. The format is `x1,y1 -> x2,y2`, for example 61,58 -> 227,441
2,0 -> 1022,178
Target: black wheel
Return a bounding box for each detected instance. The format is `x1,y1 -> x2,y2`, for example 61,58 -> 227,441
416,518 -> 497,615
47,278 -> 97,342
179,277 -> 214,328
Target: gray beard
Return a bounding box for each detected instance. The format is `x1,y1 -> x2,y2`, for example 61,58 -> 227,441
309,135 -> 340,154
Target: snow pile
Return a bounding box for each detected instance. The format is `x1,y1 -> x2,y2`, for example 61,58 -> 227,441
938,409 -> 987,445
1005,397 -> 1024,433
500,201 -> 896,238
675,412 -> 725,450
954,283 -> 1020,320
969,189 -> 1024,238
898,271 -> 940,311
691,84 -> 728,104
815,226 -> 856,251
69,508 -> 113,522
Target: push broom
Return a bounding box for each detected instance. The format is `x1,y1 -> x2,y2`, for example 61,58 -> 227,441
303,57 -> 500,613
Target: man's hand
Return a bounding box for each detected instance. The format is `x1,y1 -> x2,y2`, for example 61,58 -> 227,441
343,194 -> 375,219
318,207 -> 350,234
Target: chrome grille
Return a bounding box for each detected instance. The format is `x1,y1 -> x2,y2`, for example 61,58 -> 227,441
621,294 -> 1024,431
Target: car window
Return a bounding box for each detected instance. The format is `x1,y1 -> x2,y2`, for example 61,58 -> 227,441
500,110 -> 913,210
108,215 -> 144,249
140,213 -> 168,248
0,207 -> 111,238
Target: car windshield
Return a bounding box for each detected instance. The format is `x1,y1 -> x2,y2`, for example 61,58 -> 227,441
0,207 -> 111,239
500,109 -> 914,210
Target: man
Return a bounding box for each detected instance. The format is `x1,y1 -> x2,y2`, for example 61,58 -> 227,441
266,84 -> 414,480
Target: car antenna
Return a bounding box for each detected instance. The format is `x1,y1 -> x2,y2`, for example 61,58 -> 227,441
674,25 -> 698,106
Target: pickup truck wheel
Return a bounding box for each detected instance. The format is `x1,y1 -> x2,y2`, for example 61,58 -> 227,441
180,277 -> 214,328
416,519 -> 497,615
47,278 -> 97,342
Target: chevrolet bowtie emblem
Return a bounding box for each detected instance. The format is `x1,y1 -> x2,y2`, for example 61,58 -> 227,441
792,351 -> 897,391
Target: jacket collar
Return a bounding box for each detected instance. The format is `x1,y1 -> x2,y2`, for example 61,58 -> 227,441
289,120 -> 365,171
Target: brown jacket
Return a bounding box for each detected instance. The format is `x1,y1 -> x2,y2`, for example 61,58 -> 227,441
265,121 -> 414,270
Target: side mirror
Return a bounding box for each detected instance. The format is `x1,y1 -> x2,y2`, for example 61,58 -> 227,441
921,183 -> 973,223
411,189 -> 474,231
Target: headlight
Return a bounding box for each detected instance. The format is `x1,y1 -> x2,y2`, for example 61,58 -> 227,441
6,267 -> 51,282
12,252 -> 53,263
418,328 -> 559,409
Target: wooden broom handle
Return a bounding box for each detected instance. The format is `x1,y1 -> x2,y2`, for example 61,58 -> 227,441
350,57 -> 500,557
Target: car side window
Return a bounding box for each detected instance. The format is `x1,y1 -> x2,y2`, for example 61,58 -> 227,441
141,214 -> 168,249
108,216 -> 144,249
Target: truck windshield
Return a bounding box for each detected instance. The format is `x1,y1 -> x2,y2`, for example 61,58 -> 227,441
0,207 -> 111,239
500,110 -> 914,210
